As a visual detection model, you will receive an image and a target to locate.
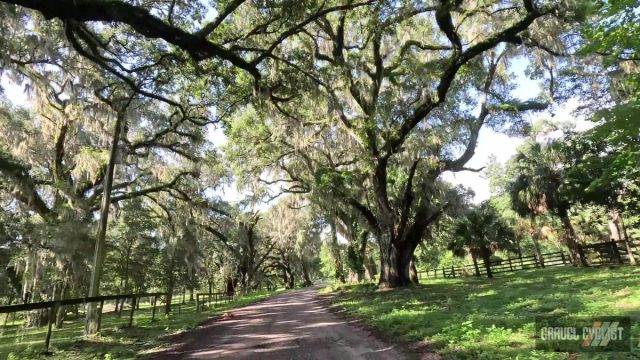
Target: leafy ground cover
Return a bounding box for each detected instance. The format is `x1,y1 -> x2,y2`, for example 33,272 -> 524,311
325,266 -> 640,359
0,290 -> 281,360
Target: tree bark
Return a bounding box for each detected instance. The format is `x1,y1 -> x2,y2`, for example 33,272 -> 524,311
164,292 -> 173,315
225,276 -> 235,295
300,259 -> 312,287
364,255 -> 377,281
610,208 -> 637,265
471,250 -> 481,277
356,230 -> 368,282
85,107 -> 126,335
409,257 -> 419,284
560,213 -> 589,267
118,249 -> 131,317
378,235 -> 417,288
530,217 -> 545,268
480,246 -> 493,279
328,219 -> 346,283
55,280 -> 68,328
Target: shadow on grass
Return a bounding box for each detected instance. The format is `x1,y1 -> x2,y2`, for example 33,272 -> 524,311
330,266 -> 640,360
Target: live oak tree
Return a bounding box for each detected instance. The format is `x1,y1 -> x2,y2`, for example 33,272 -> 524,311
3,0 -> 633,328
227,1 -> 571,287
262,196 -> 323,288
0,6 -> 208,331
0,0 -> 376,331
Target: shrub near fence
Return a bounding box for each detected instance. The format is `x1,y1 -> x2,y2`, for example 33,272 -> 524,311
419,239 -> 640,280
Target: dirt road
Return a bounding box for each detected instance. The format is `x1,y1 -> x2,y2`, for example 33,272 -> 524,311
152,287 -> 406,359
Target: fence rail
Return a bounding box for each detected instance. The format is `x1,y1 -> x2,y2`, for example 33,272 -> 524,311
0,289 -> 241,354
0,292 -> 164,314
419,239 -> 640,280
0,292 -> 167,353
195,291 -> 237,312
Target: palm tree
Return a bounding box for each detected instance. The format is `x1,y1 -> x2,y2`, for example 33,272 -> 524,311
507,142 -> 589,267
450,202 -> 518,279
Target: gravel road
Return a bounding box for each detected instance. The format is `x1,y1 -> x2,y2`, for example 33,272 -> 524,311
152,287 -> 407,359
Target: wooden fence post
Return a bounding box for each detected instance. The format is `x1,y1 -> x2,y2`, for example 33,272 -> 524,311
561,252 -> 567,265
508,257 -> 513,271
451,264 -> 456,278
96,300 -> 104,332
44,301 -> 59,353
151,296 -> 157,321
196,295 -> 200,313
442,266 -> 446,278
128,297 -> 136,327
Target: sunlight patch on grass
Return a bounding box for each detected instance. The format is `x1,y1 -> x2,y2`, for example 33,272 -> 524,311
328,266 -> 640,359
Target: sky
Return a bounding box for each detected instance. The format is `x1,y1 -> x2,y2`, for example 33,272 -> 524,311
1,58 -> 589,206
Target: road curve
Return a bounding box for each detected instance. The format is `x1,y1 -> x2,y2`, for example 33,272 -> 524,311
151,287 -> 406,359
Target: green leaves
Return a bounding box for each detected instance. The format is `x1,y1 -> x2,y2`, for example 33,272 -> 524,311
450,201 -> 518,255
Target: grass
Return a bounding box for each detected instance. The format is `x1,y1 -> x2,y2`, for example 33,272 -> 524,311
0,290 -> 281,360
325,266 -> 640,359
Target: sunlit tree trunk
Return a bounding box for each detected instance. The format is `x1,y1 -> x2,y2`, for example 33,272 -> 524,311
409,257 -> 419,284
328,219 -> 346,283
530,216 -> 545,268
364,255 -> 377,281
55,279 -> 68,328
609,208 -> 637,265
559,211 -> 589,267
356,230 -> 368,282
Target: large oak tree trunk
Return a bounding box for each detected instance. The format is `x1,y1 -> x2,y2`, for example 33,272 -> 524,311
378,235 -> 417,288
409,257 -> 419,284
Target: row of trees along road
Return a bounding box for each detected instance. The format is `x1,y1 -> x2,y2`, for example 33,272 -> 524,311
0,0 -> 638,335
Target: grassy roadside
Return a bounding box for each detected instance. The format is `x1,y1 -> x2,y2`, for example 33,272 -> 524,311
324,266 -> 640,359
0,290 -> 282,360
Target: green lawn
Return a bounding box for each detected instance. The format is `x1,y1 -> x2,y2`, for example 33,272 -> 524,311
0,291 -> 281,360
325,266 -> 640,359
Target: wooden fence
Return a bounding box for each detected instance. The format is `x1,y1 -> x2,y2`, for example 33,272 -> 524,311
582,239 -> 640,266
0,289 -> 243,353
195,291 -> 237,312
0,292 -> 165,352
419,239 -> 640,279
